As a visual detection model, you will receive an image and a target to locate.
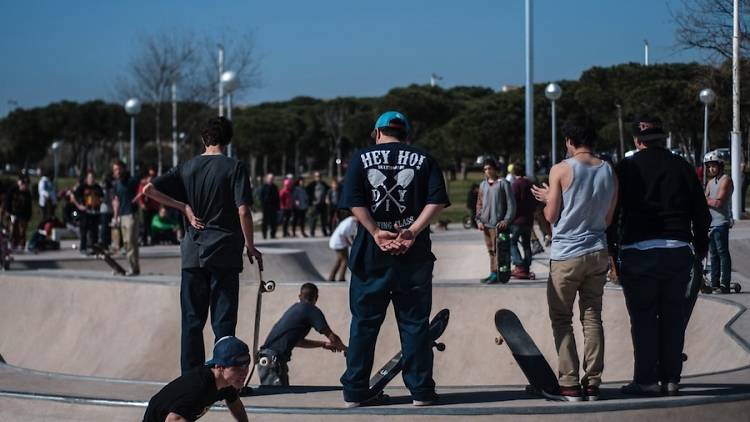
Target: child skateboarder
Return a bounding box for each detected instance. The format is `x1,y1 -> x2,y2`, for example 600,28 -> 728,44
257,283 -> 347,386
143,336 -> 250,422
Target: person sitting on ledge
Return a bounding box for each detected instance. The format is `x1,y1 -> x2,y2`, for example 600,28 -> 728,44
256,283 -> 347,386
143,336 -> 250,422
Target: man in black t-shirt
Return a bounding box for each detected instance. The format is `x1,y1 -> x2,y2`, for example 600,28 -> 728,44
257,283 -> 346,386
70,171 -> 104,254
144,116 -> 263,373
339,111 -> 450,407
143,336 -> 250,422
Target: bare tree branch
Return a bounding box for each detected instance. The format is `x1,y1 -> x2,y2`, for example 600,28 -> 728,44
672,0 -> 750,60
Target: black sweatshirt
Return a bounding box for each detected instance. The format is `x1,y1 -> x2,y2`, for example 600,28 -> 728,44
608,147 -> 710,257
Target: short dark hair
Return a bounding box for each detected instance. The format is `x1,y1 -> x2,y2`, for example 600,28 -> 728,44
377,125 -> 407,141
512,163 -> 525,177
482,157 -> 499,170
112,159 -> 126,169
300,283 -> 318,301
561,120 -> 596,149
201,116 -> 233,147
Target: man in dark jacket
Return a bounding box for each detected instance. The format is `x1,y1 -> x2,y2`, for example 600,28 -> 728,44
306,171 -> 330,237
609,115 -> 710,397
259,173 -> 280,239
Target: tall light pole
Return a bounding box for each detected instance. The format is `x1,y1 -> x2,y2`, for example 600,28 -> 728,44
545,83 -> 562,166
218,45 -> 225,117
615,104 -> 625,160
732,0 -> 743,218
221,70 -> 239,158
644,39 -> 649,66
699,88 -> 716,161
171,82 -> 178,168
51,140 -> 62,185
125,98 -> 142,175
525,0 -> 534,179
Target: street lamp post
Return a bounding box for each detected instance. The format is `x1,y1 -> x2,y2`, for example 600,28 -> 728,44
699,88 -> 716,159
172,82 -> 178,168
544,83 -> 562,166
221,70 -> 239,158
51,141 -> 62,185
615,104 -> 625,160
125,98 -> 142,175
524,0 -> 534,179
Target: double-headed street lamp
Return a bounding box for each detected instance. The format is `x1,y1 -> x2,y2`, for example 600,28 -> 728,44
125,98 -> 142,175
545,83 -> 562,166
221,70 -> 239,158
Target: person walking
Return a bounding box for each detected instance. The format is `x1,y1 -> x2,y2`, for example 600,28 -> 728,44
144,116 -> 263,373
259,173 -> 280,239
292,177 -> 309,237
475,158 -> 516,284
307,171 -> 330,237
69,171 -> 104,254
509,163 -> 537,279
112,160 -> 141,276
532,120 -> 618,401
257,283 -> 347,386
703,151 -> 734,293
608,115 -> 710,397
340,111 -> 449,407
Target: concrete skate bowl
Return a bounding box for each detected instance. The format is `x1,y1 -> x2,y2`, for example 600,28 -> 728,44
0,275 -> 748,386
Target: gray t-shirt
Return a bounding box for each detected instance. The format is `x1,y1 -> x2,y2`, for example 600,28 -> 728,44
152,154 -> 253,270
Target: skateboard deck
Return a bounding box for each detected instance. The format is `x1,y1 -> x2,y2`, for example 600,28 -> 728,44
495,230 -> 512,283
244,267 -> 276,388
368,309 -> 450,398
494,309 -> 563,400
91,244 -> 126,275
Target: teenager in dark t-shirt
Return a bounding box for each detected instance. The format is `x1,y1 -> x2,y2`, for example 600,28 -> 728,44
257,283 -> 347,386
143,336 -> 250,422
144,116 -> 263,373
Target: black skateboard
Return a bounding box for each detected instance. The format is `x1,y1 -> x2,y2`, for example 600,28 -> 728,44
244,267 -> 276,389
368,309 -> 450,400
495,229 -> 512,284
494,309 -> 564,401
91,244 -> 126,275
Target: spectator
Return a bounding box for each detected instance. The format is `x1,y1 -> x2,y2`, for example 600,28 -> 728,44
138,166 -> 160,246
327,179 -> 342,229
151,206 -> 180,244
259,173 -> 280,239
69,171 -> 104,254
112,160 -> 141,276
703,151 -> 734,293
328,213 -> 358,281
292,177 -> 309,237
475,158 -> 516,284
307,171 -> 330,237
532,120 -> 617,401
4,175 -> 32,251
279,178 -> 294,237
510,164 -> 537,279
38,169 -> 57,220
465,183 -> 479,229
100,175 -> 115,250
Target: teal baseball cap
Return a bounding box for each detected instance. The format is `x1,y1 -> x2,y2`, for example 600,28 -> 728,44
371,111 -> 410,138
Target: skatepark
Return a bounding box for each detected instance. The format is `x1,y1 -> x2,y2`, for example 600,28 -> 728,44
2,222 -> 750,421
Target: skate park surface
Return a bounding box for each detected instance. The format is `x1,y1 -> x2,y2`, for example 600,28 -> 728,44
2,223 -> 750,420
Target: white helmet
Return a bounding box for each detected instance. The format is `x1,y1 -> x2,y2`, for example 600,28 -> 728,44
703,150 -> 724,164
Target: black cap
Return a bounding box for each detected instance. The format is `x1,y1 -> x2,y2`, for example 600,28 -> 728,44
631,115 -> 668,141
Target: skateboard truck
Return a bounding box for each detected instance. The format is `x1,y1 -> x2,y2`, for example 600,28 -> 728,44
495,336 -> 504,346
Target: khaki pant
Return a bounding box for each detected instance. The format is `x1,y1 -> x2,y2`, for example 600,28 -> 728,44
120,214 -> 140,274
482,227 -> 497,272
548,249 -> 608,387
328,248 -> 348,281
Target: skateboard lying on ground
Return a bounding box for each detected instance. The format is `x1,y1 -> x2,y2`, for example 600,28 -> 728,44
91,244 -> 126,276
367,308 -> 450,401
495,230 -> 512,284
494,309 -> 565,401
244,267 -> 276,390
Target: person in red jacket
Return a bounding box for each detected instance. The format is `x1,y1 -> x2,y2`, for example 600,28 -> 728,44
279,178 -> 294,237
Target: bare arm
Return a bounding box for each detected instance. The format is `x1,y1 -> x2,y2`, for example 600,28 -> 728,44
296,338 -> 328,349
238,205 -> 263,270
226,398 -> 249,422
605,173 -> 619,227
707,177 -> 734,208
543,165 -> 564,224
112,195 -> 120,221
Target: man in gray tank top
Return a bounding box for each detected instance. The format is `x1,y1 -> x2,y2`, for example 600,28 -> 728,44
475,158 -> 516,284
704,151 -> 734,293
532,120 -> 618,401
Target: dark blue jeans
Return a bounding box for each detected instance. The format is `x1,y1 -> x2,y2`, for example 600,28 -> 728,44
620,247 -> 693,384
180,267 -> 240,373
510,224 -> 532,270
708,224 -> 732,287
341,261 -> 435,402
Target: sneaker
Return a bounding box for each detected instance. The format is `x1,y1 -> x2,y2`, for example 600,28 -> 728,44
126,270 -> 140,277
343,400 -> 361,408
662,382 -> 680,396
558,385 -> 584,402
620,382 -> 662,396
583,385 -> 600,401
485,273 -> 501,284
480,274 -> 493,284
412,393 -> 439,406
719,286 -> 731,294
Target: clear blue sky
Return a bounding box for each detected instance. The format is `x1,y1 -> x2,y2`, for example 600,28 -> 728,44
0,0 -> 701,116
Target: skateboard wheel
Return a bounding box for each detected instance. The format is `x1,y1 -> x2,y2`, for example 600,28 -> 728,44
264,281 -> 276,292
258,356 -> 270,367
681,353 -> 688,362
495,336 -> 504,345
734,284 -> 742,293
435,342 -> 445,352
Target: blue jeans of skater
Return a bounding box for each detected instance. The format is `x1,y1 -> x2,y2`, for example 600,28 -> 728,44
180,267 -> 240,373
708,224 -> 732,288
620,246 -> 693,385
510,224 -> 532,271
341,261 -> 435,402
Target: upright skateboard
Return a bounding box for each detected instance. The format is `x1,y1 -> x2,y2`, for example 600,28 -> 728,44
495,230 -> 512,284
244,267 -> 276,389
91,244 -> 126,275
494,309 -> 564,401
368,309 -> 450,401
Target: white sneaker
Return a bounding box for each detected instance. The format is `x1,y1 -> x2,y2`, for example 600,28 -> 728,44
343,401 -> 360,408
412,399 -> 434,406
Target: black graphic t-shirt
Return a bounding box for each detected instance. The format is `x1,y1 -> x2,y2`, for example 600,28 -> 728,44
340,142 -> 450,276
143,366 -> 238,422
